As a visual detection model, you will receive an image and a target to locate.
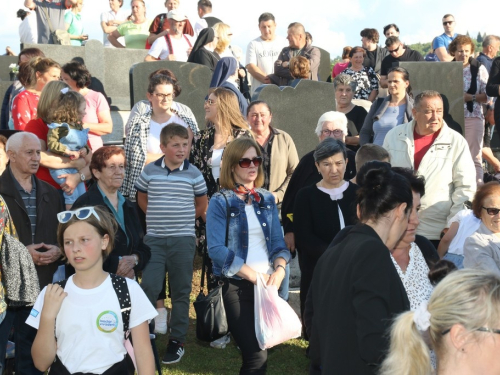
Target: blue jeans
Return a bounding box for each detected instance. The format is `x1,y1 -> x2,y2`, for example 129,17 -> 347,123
443,253 -> 464,269
50,167 -> 86,205
278,263 -> 290,301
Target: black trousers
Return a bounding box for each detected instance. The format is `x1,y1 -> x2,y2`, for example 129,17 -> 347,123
223,278 -> 267,374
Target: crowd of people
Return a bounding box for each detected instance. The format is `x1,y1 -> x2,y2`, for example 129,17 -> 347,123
1,2 -> 500,375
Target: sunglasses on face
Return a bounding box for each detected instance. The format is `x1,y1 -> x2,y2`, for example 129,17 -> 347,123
238,157 -> 262,168
442,21 -> 454,25
482,206 -> 500,216
388,45 -> 401,54
57,207 -> 101,223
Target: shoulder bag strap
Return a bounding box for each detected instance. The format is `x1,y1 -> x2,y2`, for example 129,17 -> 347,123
41,4 -> 55,33
110,274 -> 131,337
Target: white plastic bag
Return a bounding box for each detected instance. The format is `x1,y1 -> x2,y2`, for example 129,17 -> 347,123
254,273 -> 302,350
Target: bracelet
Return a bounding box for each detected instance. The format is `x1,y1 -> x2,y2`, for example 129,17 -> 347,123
274,264 -> 286,273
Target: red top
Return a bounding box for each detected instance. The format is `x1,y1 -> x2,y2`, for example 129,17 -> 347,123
12,90 -> 39,131
25,118 -> 61,190
413,129 -> 441,171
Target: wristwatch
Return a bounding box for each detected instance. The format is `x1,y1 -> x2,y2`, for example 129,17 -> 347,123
133,254 -> 139,266
80,173 -> 85,182
472,94 -> 476,102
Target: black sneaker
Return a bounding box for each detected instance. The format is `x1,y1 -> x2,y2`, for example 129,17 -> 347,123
162,340 -> 185,364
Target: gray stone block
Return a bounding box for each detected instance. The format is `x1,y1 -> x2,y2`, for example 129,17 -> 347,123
317,47 -> 331,82
398,61 -> 465,134
253,79 -> 336,158
130,61 -> 212,128
0,56 -> 20,81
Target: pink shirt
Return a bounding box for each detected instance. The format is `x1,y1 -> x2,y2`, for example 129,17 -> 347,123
83,90 -> 110,150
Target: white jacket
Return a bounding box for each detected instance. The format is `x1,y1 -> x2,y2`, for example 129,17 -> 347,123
383,120 -> 476,240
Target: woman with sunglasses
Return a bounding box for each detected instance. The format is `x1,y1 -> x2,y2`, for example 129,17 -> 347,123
464,182 -> 500,275
380,269 -> 500,375
293,137 -> 358,332
27,206 -> 157,375
206,137 -> 290,374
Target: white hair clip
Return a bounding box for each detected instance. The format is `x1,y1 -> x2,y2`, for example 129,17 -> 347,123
413,301 -> 431,331
60,88 -> 69,94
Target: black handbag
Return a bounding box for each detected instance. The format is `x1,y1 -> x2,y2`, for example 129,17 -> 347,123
193,193 -> 229,342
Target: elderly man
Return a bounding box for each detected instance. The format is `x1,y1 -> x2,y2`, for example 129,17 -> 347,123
145,9 -> 194,62
477,35 -> 500,73
24,0 -> 78,44
433,14 -> 458,62
270,22 -> 320,86
383,90 -> 476,248
0,132 -> 63,374
379,36 -> 424,88
360,28 -> 388,75
246,12 -> 288,96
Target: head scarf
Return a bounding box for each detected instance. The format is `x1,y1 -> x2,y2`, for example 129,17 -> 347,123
188,27 -> 215,63
209,57 -> 238,88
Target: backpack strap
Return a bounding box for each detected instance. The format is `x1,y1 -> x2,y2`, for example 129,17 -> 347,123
110,274 -> 131,337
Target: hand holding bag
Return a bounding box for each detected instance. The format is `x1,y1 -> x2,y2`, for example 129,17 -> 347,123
193,193 -> 229,342
254,273 -> 302,350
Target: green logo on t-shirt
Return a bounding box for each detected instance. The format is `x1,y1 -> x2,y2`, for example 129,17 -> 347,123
96,311 -> 119,333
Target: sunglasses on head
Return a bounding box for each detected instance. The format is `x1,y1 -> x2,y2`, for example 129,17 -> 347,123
57,207 -> 101,224
482,206 -> 500,216
238,157 -> 262,168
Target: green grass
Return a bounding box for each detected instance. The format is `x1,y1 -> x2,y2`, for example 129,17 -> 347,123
152,254 -> 310,375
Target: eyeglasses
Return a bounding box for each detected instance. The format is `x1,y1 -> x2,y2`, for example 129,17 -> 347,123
153,93 -> 174,101
238,157 -> 262,168
322,129 -> 343,136
442,327 -> 500,335
482,207 -> 500,216
388,45 -> 401,54
57,207 -> 101,224
204,99 -> 217,106
442,21 -> 454,25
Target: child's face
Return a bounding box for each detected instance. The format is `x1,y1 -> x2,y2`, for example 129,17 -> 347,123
160,135 -> 188,166
63,221 -> 109,272
78,101 -> 87,120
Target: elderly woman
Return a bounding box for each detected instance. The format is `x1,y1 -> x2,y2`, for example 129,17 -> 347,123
289,56 -> 310,80
342,46 -> 379,102
122,73 -> 199,202
464,181 -> 500,275
449,35 -> 490,185
61,61 -> 112,150
108,0 -> 151,49
187,27 -> 220,71
294,138 -> 358,328
360,67 -> 413,146
210,57 -> 248,116
72,146 -> 151,278
281,111 -> 356,254
65,0 -> 88,46
246,101 -> 298,204
334,73 -> 368,151
206,137 -> 290,374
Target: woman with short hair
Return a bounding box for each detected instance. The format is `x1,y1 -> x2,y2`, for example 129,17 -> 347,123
342,46 -> 379,102
108,0 -> 151,49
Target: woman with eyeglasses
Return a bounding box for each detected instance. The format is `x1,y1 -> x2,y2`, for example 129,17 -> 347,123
293,137 -> 358,330
463,182 -> 500,275
27,206 -> 157,375
360,66 -> 413,146
206,137 -> 290,373
71,146 -> 150,279
380,269 -> 500,375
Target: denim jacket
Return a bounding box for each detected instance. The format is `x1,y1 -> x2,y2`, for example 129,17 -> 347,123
206,189 -> 290,279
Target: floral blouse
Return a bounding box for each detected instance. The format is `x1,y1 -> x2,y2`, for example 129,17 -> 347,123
463,64 -> 489,119
0,197 -> 18,318
343,66 -> 379,100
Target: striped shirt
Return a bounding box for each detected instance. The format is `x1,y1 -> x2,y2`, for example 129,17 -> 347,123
135,158 -> 207,238
11,171 -> 37,243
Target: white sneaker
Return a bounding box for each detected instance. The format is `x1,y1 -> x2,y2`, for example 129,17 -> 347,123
210,334 -> 230,349
154,308 -> 168,334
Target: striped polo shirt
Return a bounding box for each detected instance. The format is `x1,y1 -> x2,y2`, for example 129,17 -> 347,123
135,158 -> 207,238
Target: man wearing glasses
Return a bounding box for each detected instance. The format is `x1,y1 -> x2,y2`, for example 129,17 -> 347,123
433,14 -> 458,62
379,36 -> 424,88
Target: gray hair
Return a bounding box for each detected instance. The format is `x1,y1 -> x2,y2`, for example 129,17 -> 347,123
313,137 -> 347,163
5,132 -> 40,152
483,35 -> 500,48
333,73 -> 357,92
414,90 -> 442,110
314,111 -> 348,137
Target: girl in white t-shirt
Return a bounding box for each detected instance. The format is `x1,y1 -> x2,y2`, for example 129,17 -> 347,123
27,206 -> 157,375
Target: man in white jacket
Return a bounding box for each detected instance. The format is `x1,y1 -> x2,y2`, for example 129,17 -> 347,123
383,90 -> 476,247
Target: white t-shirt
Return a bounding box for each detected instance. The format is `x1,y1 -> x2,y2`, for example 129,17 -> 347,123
447,209 -> 481,256
245,36 -> 288,95
147,115 -> 188,154
26,275 -> 157,374
19,12 -> 37,45
194,13 -> 221,37
211,148 -> 223,180
245,205 -> 272,274
100,9 -> 128,47
148,34 -> 195,61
